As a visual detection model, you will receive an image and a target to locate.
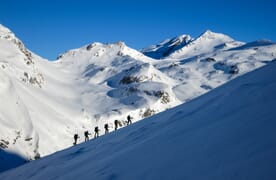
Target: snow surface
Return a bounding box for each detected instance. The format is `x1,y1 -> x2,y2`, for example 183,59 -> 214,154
1,59 -> 276,180
0,24 -> 276,171
0,150 -> 26,172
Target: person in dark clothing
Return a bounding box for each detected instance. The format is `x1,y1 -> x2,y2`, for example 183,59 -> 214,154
114,120 -> 119,131
73,134 -> 79,145
127,115 -> 133,125
94,126 -> 99,138
84,131 -> 91,142
104,123 -> 109,134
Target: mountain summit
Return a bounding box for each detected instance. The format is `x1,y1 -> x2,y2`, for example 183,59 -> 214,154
141,34 -> 192,59
142,30 -> 241,59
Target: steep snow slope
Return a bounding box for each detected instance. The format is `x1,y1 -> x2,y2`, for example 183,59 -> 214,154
0,27 -> 45,159
0,24 -> 276,171
0,150 -> 26,172
1,60 -> 275,180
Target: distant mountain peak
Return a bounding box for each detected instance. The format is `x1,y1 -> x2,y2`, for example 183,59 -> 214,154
166,34 -> 192,47
163,30 -> 237,59
141,30 -> 236,59
202,29 -> 214,35
197,30 -> 234,41
56,41 -> 151,64
141,34 -> 193,59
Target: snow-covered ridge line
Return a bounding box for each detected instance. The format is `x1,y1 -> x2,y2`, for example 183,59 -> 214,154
141,30 -> 237,59
0,24 -> 33,63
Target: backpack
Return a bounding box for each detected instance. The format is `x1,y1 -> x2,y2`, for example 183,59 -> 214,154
84,131 -> 88,136
127,115 -> 133,121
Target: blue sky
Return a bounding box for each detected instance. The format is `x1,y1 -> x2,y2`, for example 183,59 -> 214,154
1,0 -> 276,60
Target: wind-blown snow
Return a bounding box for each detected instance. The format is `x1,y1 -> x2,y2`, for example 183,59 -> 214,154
0,24 -> 276,172
1,59 -> 275,180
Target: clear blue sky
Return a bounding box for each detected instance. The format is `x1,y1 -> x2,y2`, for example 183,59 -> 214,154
1,0 -> 276,60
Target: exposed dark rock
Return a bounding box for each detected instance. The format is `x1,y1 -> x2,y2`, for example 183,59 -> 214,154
120,76 -> 140,84
25,137 -> 33,141
205,57 -> 216,62
142,108 -> 155,118
214,62 -> 239,74
0,139 -> 9,149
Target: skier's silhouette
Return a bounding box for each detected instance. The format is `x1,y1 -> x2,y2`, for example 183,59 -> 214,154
114,120 -> 119,131
73,134 -> 79,145
104,123 -> 109,134
94,126 -> 99,138
127,115 -> 133,125
84,131 -> 91,142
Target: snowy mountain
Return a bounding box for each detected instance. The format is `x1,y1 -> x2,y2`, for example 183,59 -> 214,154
0,24 -> 275,171
142,30 -> 244,59
1,59 -> 275,180
141,34 -> 192,59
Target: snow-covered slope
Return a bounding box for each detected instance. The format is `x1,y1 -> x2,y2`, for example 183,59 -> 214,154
0,25 -> 45,160
1,59 -> 275,180
0,150 -> 26,172
142,30 -> 244,59
168,30 -> 240,59
0,24 -> 276,171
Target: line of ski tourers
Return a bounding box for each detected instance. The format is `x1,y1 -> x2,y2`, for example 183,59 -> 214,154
73,115 -> 133,145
